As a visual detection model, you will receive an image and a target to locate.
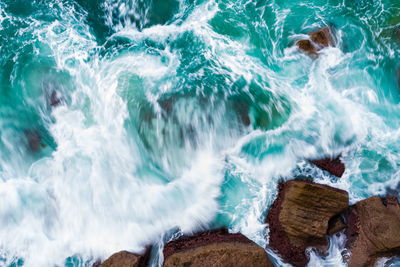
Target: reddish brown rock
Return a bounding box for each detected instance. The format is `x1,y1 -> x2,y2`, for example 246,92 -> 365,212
163,228 -> 273,267
296,27 -> 335,56
99,248 -> 151,267
309,156 -> 345,178
266,180 -> 349,267
345,196 -> 400,267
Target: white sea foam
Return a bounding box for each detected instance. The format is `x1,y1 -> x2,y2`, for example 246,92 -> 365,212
0,0 -> 399,266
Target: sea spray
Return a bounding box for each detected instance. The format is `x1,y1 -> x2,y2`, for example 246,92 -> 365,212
0,0 -> 399,266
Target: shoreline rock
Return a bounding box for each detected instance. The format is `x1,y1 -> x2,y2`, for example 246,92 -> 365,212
266,180 -> 349,267
97,248 -> 152,267
296,27 -> 335,56
345,196 -> 400,267
163,228 -> 273,267
309,156 -> 345,177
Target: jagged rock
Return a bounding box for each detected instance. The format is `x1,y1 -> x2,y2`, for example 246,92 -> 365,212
309,156 -> 345,177
296,27 -> 334,56
266,180 -> 349,267
345,196 -> 400,267
163,228 -> 273,267
98,248 -> 151,267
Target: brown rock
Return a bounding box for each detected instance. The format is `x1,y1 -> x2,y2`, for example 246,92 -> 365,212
296,27 -> 335,56
163,228 -> 273,267
310,156 -> 345,178
345,196 -> 400,267
297,40 -> 317,56
266,180 -> 349,267
99,248 -> 151,267
327,215 -> 346,236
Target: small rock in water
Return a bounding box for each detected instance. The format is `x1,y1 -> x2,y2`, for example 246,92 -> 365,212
49,90 -> 62,107
309,156 -> 345,178
98,248 -> 151,267
296,27 -> 335,56
163,228 -> 274,267
266,180 -> 349,267
345,196 -> 400,267
24,130 -> 46,152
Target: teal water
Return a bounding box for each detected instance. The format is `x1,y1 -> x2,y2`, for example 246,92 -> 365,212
0,0 -> 399,266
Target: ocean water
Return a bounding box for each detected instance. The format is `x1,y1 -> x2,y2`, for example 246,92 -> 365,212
0,0 -> 399,266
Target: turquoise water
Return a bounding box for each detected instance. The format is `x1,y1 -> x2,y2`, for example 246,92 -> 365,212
0,0 -> 399,266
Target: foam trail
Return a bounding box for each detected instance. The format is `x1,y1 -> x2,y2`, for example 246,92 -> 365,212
0,0 -> 399,266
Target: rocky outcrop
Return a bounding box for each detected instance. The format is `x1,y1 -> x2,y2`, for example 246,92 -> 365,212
345,196 -> 400,267
98,248 -> 151,267
296,27 -> 335,56
310,156 -> 345,177
163,228 -> 273,267
266,180 -> 349,267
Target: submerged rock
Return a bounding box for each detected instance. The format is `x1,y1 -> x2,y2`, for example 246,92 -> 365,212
345,196 -> 400,267
49,90 -> 62,107
296,27 -> 335,56
163,228 -> 273,267
98,248 -> 151,267
266,180 -> 349,267
309,156 -> 345,177
232,98 -> 251,126
24,129 -> 46,152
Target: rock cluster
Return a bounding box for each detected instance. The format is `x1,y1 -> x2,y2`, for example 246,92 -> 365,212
266,180 -> 400,267
97,229 -> 273,267
98,180 -> 400,267
266,180 -> 349,266
163,228 -> 273,267
345,196 -> 400,267
296,27 -> 334,56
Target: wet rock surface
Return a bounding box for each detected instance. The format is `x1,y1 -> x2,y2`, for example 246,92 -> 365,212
296,27 -> 335,56
266,180 -> 349,267
309,156 -> 345,177
345,196 -> 400,267
98,249 -> 151,267
163,228 -> 273,267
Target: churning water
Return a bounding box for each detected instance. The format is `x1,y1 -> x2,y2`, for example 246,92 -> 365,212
0,0 -> 399,266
